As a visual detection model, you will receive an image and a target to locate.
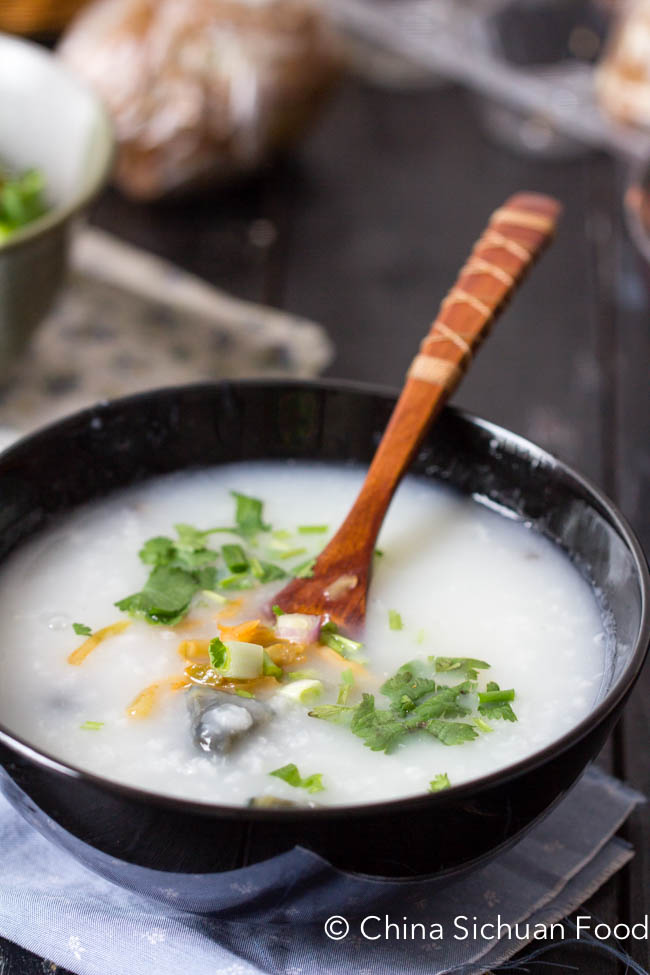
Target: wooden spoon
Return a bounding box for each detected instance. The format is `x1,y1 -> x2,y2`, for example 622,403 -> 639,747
274,192 -> 562,633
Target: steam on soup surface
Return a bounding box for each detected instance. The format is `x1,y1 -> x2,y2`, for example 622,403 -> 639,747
0,462 -> 606,807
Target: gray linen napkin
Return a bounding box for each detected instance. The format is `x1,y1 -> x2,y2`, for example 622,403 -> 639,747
0,765 -> 644,975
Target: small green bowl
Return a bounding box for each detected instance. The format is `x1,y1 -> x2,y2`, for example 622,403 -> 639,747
0,33 -> 114,379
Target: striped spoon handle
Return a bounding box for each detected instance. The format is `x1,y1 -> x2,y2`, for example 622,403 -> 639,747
273,192 -> 562,630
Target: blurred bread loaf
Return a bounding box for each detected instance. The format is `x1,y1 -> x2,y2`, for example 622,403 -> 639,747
59,0 -> 341,199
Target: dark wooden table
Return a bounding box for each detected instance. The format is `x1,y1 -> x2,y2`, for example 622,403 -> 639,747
1,78 -> 647,974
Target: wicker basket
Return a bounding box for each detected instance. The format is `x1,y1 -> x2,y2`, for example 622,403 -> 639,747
0,0 -> 89,35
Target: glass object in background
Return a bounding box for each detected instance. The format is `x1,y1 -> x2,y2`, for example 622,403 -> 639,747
471,0 -> 612,157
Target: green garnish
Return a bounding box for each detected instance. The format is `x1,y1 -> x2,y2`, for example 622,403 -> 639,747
374,549 -> 384,558
209,638 -> 263,678
218,575 -> 255,591
80,720 -> 104,731
116,565 -> 203,626
474,716 -> 494,733
269,763 -> 324,794
285,669 -> 321,681
235,690 -> 254,698
0,168 -> 47,241
249,556 -> 287,583
336,668 -> 355,705
320,622 -> 366,662
138,527 -> 218,571
72,623 -> 92,636
388,609 -> 403,631
272,529 -> 291,541
231,492 -> 269,539
478,682 -> 517,722
278,548 -> 308,560
379,661 -> 438,714
292,558 -> 316,578
297,524 -> 328,534
221,544 -> 249,574
263,651 -> 283,678
429,773 -> 451,792
208,636 -> 229,670
434,657 -> 490,681
272,605 -> 285,617
311,687 -> 477,754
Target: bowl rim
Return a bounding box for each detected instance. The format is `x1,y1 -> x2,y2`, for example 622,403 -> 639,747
0,377 -> 648,821
0,32 -> 114,254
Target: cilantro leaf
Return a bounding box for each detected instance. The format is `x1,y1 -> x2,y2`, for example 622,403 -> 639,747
478,681 -> 517,722
405,683 -> 472,723
208,636 -> 228,670
139,536 -> 176,566
174,524 -> 215,548
433,657 -> 490,681
72,622 -> 92,636
429,773 -> 450,792
270,763 -> 325,793
116,565 -> 200,625
350,694 -> 408,753
231,492 -> 270,538
380,663 -> 437,714
419,718 -> 478,745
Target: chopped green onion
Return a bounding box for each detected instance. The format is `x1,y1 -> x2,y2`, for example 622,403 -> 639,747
278,547 -> 307,561
218,574 -> 254,591
337,668 -> 355,705
209,638 -> 263,678
297,524 -> 328,534
262,651 -> 283,678
429,773 -> 450,793
388,609 -> 403,631
474,716 -> 494,733
278,679 -> 323,705
199,589 -> 227,606
80,720 -> 104,731
284,669 -> 321,681
320,622 -> 366,662
478,688 -> 515,703
221,543 -> 249,573
272,604 -> 285,617
293,558 -> 316,578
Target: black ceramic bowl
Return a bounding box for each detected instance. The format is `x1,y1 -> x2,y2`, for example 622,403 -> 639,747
0,381 -> 647,912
